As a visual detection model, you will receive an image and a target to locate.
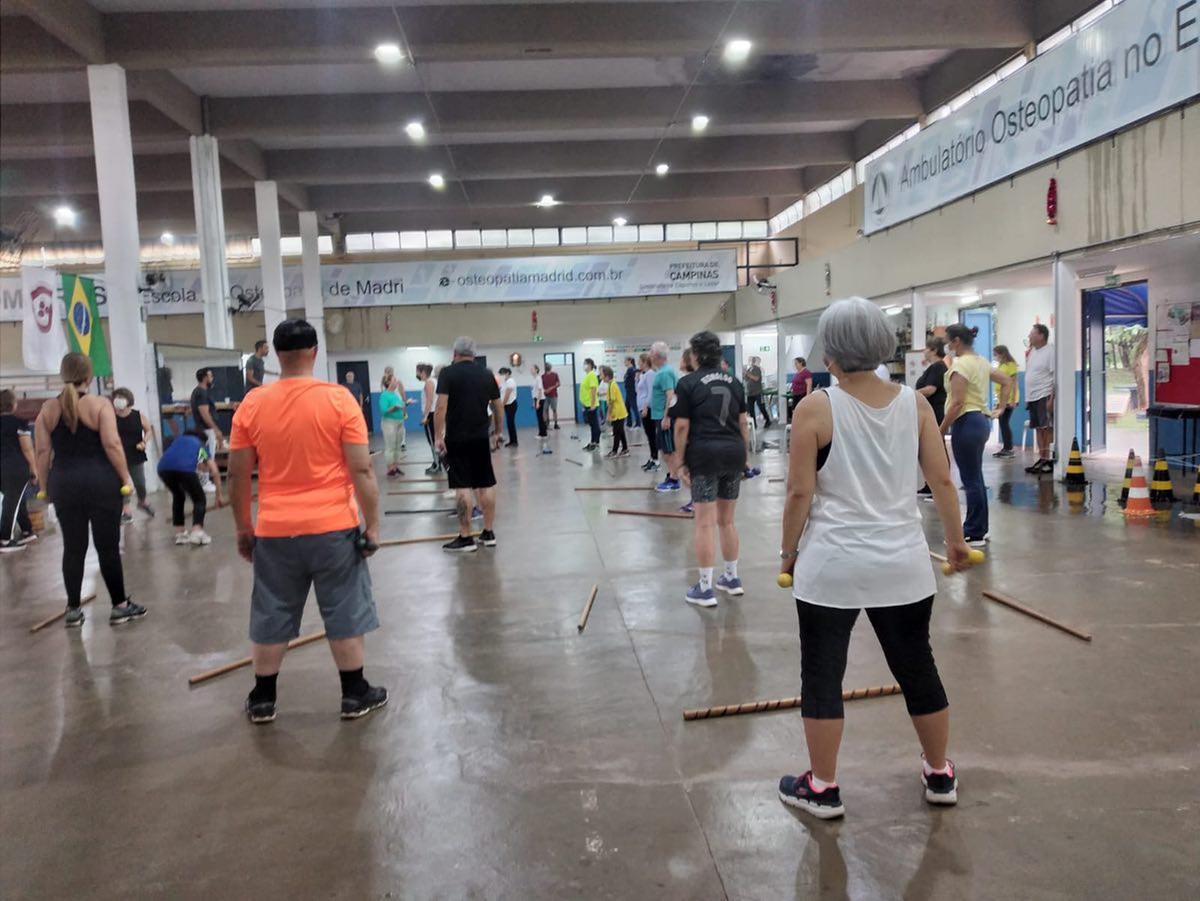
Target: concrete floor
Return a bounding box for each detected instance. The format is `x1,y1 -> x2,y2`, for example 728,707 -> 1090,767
2,425 -> 1198,900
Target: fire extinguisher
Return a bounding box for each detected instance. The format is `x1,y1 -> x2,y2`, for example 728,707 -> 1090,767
531,310 -> 538,334
1046,178 -> 1058,225
770,289 -> 778,316
384,312 -> 392,331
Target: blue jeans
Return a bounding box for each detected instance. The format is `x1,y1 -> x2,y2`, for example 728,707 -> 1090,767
624,385 -> 641,427
584,407 -> 601,444
951,411 -> 990,539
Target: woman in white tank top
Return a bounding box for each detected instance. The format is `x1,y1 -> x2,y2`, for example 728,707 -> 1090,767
776,298 -> 973,821
417,363 -> 441,475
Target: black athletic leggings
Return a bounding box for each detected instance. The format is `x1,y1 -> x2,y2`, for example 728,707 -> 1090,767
1,471 -> 33,540
643,417 -> 658,460
57,497 -> 125,608
504,402 -> 518,445
796,596 -> 947,719
160,470 -> 206,527
423,413 -> 436,452
612,420 -> 627,454
998,406 -> 1015,451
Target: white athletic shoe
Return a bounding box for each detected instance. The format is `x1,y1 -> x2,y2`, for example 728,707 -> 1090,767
174,532 -> 190,546
189,529 -> 212,546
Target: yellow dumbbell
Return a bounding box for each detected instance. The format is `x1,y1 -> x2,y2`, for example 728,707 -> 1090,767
941,548 -> 985,575
120,485 -> 133,497
777,572 -> 794,589
36,490 -> 48,501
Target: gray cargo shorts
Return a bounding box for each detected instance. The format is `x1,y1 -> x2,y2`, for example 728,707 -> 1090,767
250,527 -> 379,644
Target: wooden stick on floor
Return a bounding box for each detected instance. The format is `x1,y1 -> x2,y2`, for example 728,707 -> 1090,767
188,630 -> 327,687
683,684 -> 902,721
929,550 -> 948,563
387,489 -> 452,496
385,508 -> 456,516
577,583 -> 600,633
982,590 -> 1093,642
565,458 -> 585,466
574,486 -> 653,492
29,593 -> 98,633
377,532 -> 478,547
768,477 -> 785,483
607,508 -> 694,519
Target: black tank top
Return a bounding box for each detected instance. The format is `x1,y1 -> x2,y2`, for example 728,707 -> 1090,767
51,417 -> 108,461
116,411 -> 146,463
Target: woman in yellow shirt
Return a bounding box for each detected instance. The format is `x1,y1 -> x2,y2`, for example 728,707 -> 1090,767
993,345 -> 1020,458
600,365 -> 629,457
941,324 -> 1014,546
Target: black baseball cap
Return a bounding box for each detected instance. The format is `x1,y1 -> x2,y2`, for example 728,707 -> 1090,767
273,319 -> 318,352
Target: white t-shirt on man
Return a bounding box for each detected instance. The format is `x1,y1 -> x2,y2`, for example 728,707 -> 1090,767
1025,344 -> 1055,402
502,377 -> 517,406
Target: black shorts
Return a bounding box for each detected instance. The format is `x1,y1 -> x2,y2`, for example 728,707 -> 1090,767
690,469 -> 742,503
1027,397 -> 1052,429
445,437 -> 496,490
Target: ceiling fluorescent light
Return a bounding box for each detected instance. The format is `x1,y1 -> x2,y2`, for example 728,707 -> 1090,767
405,121 -> 426,141
1076,264 -> 1116,279
583,339 -> 604,345
691,114 -> 709,132
428,173 -> 445,188
655,163 -> 670,176
374,43 -> 404,64
536,194 -> 559,207
160,231 -> 175,245
612,217 -> 627,227
723,38 -> 753,63
53,205 -> 77,228
407,345 -> 430,351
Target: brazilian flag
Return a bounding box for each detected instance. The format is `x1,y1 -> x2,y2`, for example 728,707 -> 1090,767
63,273 -> 111,377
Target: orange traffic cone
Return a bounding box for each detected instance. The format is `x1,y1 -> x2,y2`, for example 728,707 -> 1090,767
1149,454 -> 1176,506
1118,449 -> 1137,506
1123,465 -> 1156,519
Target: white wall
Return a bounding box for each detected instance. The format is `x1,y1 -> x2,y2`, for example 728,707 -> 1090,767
989,287 -> 1055,360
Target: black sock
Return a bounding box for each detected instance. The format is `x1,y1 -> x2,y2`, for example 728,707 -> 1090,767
339,667 -> 369,698
250,673 -> 278,704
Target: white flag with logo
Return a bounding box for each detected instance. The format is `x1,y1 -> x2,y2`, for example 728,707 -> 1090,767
21,267 -> 68,372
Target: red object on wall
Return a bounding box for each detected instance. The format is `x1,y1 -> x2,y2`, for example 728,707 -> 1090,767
531,310 -> 538,333
1046,178 -> 1058,225
384,312 -> 392,331
770,289 -> 778,316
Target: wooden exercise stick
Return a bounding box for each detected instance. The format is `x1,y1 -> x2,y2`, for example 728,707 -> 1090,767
574,486 -> 654,492
982,590 -> 1093,642
683,684 -> 902,721
577,583 -> 600,633
565,458 -> 585,466
376,532 -> 479,547
607,508 -> 694,519
929,551 -> 948,563
188,630 -> 327,686
387,489 -> 452,496
29,593 -> 98,633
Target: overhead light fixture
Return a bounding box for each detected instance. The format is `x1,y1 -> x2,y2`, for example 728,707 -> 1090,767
583,339 -> 604,345
536,194 -> 559,207
612,217 -> 627,227
958,293 -> 982,304
1077,264 -> 1116,279
691,114 -> 709,132
428,173 -> 445,189
374,43 -> 404,64
160,231 -> 175,245
407,345 -> 430,351
405,121 -> 426,141
655,162 -> 670,176
53,205 -> 77,228
882,306 -> 903,315
723,38 -> 753,63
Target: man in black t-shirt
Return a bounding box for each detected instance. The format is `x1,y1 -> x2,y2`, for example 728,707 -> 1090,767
0,389 -> 37,550
435,336 -> 502,553
915,337 -> 948,499
672,331 -> 749,608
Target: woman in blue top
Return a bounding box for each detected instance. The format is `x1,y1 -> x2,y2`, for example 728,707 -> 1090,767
379,374 -> 408,478
158,428 -> 225,546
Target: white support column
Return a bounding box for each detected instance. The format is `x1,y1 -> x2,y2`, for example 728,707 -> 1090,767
255,181 -> 287,380
910,288 -> 926,350
189,135 -> 234,349
298,211 -> 329,381
1052,256 -> 1079,480
87,64 -> 161,490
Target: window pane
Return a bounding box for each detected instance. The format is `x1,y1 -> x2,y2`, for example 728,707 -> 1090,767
612,225 -> 639,243
691,221 -> 717,240
586,226 -> 613,244
480,229 -> 507,247
373,231 -> 400,250
717,221 -> 742,240
427,230 -> 453,249
534,227 -> 560,246
561,227 -> 587,245
317,235 -> 334,254
665,223 -> 692,241
638,224 -> 663,242
455,229 -> 481,248
507,228 -> 533,247
345,233 -> 374,252
399,231 -> 426,250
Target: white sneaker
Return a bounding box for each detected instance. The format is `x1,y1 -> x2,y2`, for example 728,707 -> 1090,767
189,529 -> 212,546
174,532 -> 190,546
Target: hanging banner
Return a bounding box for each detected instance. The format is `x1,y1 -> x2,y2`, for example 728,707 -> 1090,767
0,248 -> 736,323
62,273 -> 112,377
864,0 -> 1200,234
20,267 -> 69,372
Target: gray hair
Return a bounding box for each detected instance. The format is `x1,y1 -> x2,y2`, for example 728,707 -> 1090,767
649,341 -> 669,362
817,298 -> 895,373
452,336 -> 476,357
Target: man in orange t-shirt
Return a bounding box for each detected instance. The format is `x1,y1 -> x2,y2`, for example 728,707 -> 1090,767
228,319 -> 386,724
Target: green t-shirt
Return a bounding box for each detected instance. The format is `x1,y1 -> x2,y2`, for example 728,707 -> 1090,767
379,389 -> 406,421
579,370 -> 600,408
651,365 -> 678,420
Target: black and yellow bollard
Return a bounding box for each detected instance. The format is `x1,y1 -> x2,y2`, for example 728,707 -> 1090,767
1149,453 -> 1176,506
1192,468 -> 1200,507
1063,438 -> 1087,487
1118,449 -> 1136,506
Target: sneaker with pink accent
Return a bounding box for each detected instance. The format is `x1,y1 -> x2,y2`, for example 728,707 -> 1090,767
778,771 -> 845,819
922,758 -> 958,805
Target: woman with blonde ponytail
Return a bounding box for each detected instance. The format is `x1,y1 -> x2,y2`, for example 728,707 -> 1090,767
34,353 -> 146,628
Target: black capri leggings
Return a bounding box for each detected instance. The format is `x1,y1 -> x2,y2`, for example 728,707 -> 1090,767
643,417 -> 658,461
160,470 -> 207,527
796,596 -> 947,719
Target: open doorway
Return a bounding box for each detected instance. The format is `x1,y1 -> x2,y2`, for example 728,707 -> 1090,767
544,352 -> 579,424
335,360 -> 373,433
1081,282 -> 1149,458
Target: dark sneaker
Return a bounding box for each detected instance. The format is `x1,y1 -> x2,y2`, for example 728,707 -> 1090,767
138,503 -> 155,518
120,512 -> 133,525
922,759 -> 958,805
685,582 -> 717,608
341,684 -> 389,720
245,696 -> 277,724
443,535 -> 478,553
715,574 -> 744,596
64,606 -> 85,628
477,529 -> 497,547
679,501 -> 694,514
424,464 -> 440,475
109,600 -> 148,625
778,772 -> 845,819
992,449 -> 1015,458
1025,459 -> 1052,474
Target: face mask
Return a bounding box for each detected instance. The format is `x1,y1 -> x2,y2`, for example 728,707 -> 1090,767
113,398 -> 129,411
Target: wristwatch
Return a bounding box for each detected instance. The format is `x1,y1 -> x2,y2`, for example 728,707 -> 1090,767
779,549 -> 798,560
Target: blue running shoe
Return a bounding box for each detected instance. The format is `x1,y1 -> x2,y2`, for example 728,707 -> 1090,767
655,477 -> 680,493
715,574 -> 744,596
778,772 -> 845,819
685,582 -> 718,608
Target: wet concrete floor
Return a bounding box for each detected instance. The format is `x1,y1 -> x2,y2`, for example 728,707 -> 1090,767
1,426 -> 1197,899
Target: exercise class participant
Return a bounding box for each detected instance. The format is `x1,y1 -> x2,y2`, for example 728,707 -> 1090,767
158,428 -> 225,546
636,353 -> 658,472
435,336 -> 502,552
112,387 -> 156,521
579,359 -> 601,451
601,366 -> 628,457
499,367 -> 519,447
34,353 -> 146,628
788,357 -> 813,422
993,344 -> 1020,458
531,364 -> 548,441
623,356 -> 641,429
650,342 -> 679,491
745,355 -> 772,428
914,337 -> 948,500
191,367 -> 224,452
244,339 -> 269,391
672,331 -> 749,607
941,323 -> 1012,547
417,363 -> 441,474
542,362 -> 561,430
1024,324 -> 1055,474
778,298 -> 971,820
0,389 -> 37,551
228,319 -> 386,724
379,374 -> 407,478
